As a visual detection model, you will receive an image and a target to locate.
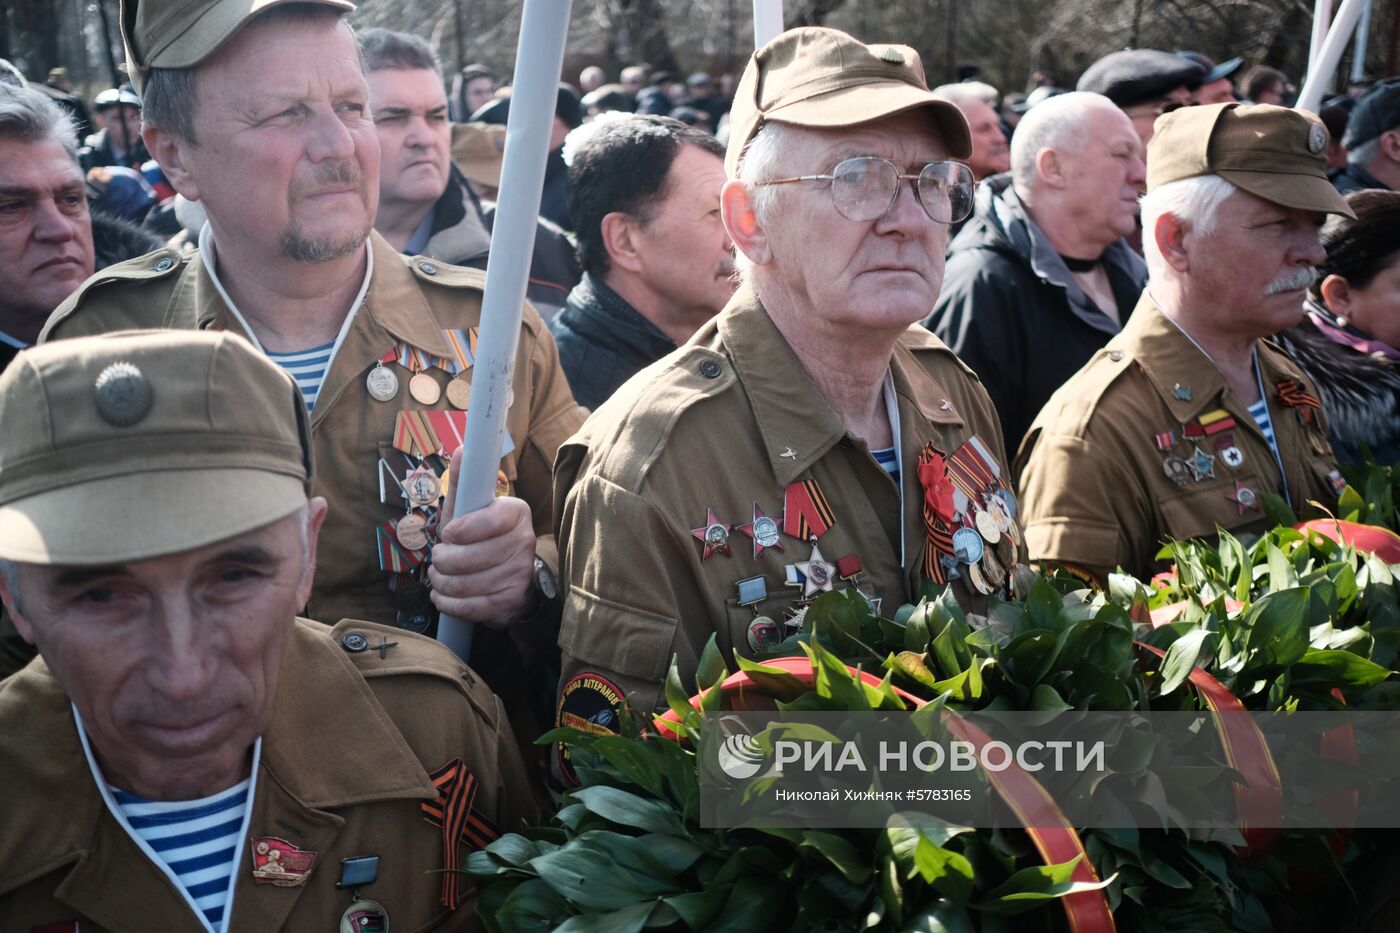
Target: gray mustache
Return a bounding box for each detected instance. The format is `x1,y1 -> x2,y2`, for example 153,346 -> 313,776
1264,267 -> 1317,295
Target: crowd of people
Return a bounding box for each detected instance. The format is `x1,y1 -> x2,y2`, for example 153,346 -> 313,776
0,0 -> 1396,929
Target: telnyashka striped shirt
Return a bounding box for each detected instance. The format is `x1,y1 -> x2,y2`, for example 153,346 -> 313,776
266,341 -> 335,411
112,779 -> 250,932
1248,398 -> 1277,455
872,445 -> 900,485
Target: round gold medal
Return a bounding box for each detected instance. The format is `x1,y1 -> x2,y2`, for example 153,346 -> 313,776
445,378 -> 471,409
409,371 -> 441,405
967,562 -> 993,595
396,512 -> 429,551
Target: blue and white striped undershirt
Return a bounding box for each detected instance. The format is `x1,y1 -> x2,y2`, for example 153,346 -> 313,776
872,445 -> 900,484
266,341 -> 335,411
111,781 -> 248,931
1248,398 -> 1277,454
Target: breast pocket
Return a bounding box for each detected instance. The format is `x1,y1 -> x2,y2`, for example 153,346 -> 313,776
1157,477 -> 1266,543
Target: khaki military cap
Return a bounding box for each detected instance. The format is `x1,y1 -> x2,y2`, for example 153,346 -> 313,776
119,0 -> 354,94
1147,102 -> 1354,217
451,122 -> 507,191
0,331 -> 312,565
725,27 -> 972,176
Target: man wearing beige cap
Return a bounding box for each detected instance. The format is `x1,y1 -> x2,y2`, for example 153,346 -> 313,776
553,28 -> 1023,741
35,0 -> 586,752
1017,103 -> 1349,584
0,331 -> 532,930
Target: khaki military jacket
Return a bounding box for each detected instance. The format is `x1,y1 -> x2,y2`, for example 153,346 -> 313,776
554,286 -> 1019,721
0,619 -> 535,932
37,233 -> 587,703
1016,295 -> 1341,583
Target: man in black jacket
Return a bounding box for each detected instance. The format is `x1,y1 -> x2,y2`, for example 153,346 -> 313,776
549,114 -> 734,409
925,91 -> 1148,451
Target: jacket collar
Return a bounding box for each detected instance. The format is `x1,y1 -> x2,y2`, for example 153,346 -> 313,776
0,619 -> 433,904
423,166 -> 493,264
566,273 -> 675,344
719,285 -> 964,487
1118,293 -> 1315,424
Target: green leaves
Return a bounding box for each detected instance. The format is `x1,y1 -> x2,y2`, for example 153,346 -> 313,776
1243,587 -> 1312,670
1157,628 -> 1216,697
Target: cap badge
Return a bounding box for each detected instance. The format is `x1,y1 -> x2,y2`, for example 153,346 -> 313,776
1307,122 -> 1327,155
877,46 -> 905,64
93,361 -> 153,427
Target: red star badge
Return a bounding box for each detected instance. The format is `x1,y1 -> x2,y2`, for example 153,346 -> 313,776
691,508 -> 733,560
737,502 -> 784,558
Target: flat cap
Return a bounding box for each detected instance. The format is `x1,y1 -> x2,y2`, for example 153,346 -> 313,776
1076,49 -> 1206,108
1342,77 -> 1400,149
1177,52 -> 1243,86
725,27 -> 971,177
0,330 -> 313,565
119,0 -> 354,94
1148,102 -> 1354,217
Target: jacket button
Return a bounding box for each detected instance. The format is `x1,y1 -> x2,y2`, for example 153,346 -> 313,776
1107,351 -> 1123,362
340,631 -> 369,653
699,359 -> 722,378
419,261 -> 438,275
153,257 -> 174,272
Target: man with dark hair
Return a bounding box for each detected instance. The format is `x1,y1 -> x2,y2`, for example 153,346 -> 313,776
362,26 -> 579,318
549,114 -> 733,408
37,0 -> 587,766
0,83 -> 95,373
1334,77 -> 1400,193
1242,65 -> 1288,106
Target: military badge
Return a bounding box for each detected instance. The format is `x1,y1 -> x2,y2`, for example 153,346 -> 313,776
691,508 -> 734,560
93,361 -> 154,427
556,673 -> 625,786
250,836 -> 318,886
1187,446 -> 1217,481
737,502 -> 784,558
1228,481 -> 1260,515
792,542 -> 836,597
747,616 -> 783,653
339,900 -> 388,933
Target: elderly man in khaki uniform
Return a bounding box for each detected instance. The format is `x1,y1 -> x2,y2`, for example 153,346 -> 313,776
1016,104 -> 1350,584
0,331 -> 533,931
28,0 -> 585,743
553,28 -> 1023,745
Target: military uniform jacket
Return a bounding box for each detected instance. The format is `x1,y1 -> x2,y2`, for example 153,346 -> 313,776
554,285 -> 1019,719
39,233 -> 587,689
1016,295 -> 1341,583
0,619 -> 535,932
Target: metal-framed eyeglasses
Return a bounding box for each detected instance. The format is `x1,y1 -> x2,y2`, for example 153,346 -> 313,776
751,156 -> 977,225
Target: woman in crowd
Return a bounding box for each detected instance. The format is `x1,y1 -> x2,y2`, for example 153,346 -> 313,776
1276,189 -> 1400,466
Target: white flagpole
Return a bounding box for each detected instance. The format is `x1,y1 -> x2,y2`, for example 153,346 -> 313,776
1298,0 -> 1369,112
437,0 -> 573,662
752,0 -> 783,48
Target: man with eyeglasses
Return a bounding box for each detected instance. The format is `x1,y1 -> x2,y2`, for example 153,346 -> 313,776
551,28 -> 1026,743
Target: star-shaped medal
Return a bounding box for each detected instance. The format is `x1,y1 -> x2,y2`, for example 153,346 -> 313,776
690,508 -> 733,560
737,502 -> 784,558
792,542 -> 836,598
1187,445 -> 1216,482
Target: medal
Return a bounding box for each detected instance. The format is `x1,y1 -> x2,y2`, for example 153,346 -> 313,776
409,370 -> 441,405
996,488 -> 1018,522
396,609 -> 433,633
1163,457 -> 1191,486
1228,481 -> 1260,515
736,575 -> 768,608
974,509 -> 1001,544
793,541 -> 836,598
981,546 -> 1007,588
395,512 -> 429,551
737,502 -> 784,558
967,561 -> 993,595
1186,446 -> 1216,482
1220,446 -> 1244,468
392,580 -> 432,614
340,900 -> 388,933
250,837 -> 318,887
690,508 -> 733,560
365,362 -> 399,402
747,616 -> 782,653
445,378 -> 471,409
402,464 -> 441,508
951,526 -> 984,564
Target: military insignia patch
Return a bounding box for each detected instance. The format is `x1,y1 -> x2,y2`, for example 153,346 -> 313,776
556,673 -> 625,786
250,836 -> 318,886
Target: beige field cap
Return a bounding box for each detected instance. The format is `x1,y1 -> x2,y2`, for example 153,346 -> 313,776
1147,102 -> 1354,217
120,0 -> 354,93
451,122 -> 508,191
0,331 -> 313,565
725,27 -> 972,176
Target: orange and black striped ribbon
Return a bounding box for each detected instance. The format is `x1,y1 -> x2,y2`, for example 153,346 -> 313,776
917,443 -> 956,585
1276,379 -> 1322,424
421,758 -> 501,909
783,479 -> 835,540
393,411 -> 442,458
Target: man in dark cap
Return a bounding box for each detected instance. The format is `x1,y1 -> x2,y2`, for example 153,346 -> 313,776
81,86 -> 149,170
555,28 -> 1025,737
1178,51 -> 1242,105
1334,77 -> 1400,193
1017,104 -> 1349,584
1076,48 -> 1206,145
0,330 -> 533,930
